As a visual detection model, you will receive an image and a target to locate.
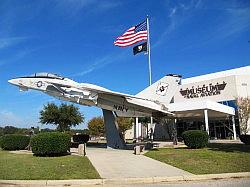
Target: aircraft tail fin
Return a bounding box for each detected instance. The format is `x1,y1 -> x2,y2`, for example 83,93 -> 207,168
136,74 -> 181,105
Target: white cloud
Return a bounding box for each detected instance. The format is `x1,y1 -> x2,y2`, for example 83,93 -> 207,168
0,110 -> 22,127
0,36 -> 28,50
169,7 -> 177,17
72,51 -> 127,77
214,7 -> 250,39
97,1 -> 121,10
54,0 -> 121,17
0,48 -> 35,66
153,1 -> 199,48
54,0 -> 94,16
154,1 -> 250,49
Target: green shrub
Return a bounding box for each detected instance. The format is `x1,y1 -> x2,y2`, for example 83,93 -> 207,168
182,130 -> 209,149
31,132 -> 71,156
239,135 -> 250,145
0,134 -> 30,150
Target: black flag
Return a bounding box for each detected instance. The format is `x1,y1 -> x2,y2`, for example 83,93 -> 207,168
133,42 -> 147,55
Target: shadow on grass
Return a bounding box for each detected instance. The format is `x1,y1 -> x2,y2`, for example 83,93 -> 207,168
150,149 -> 160,152
165,143 -> 250,153
207,143 -> 250,153
33,152 -> 71,157
86,142 -> 107,148
86,142 -> 156,151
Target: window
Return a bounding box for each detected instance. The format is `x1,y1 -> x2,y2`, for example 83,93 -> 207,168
22,72 -> 64,80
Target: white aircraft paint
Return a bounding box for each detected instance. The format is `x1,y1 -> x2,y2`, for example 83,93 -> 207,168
8,72 -> 181,118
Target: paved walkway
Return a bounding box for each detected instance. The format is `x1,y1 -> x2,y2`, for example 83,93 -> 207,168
85,148 -> 193,179
209,139 -> 243,144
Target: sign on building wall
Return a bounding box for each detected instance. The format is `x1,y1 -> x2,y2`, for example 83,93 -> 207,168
180,81 -> 227,99
175,75 -> 237,103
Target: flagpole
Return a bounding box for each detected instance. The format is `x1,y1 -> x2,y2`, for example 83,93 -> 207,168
146,15 -> 154,140
146,15 -> 152,86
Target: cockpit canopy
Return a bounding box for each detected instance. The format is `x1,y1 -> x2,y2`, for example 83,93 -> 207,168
21,72 -> 64,80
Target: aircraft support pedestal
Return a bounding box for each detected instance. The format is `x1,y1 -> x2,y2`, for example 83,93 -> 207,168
102,109 -> 126,149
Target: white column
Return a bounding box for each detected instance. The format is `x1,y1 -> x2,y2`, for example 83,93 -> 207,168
232,116 -> 237,140
204,109 -> 209,136
150,117 -> 153,127
133,118 -> 137,139
173,119 -> 178,145
138,122 -> 142,138
135,117 -> 139,141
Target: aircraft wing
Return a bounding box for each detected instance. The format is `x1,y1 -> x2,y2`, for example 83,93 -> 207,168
78,83 -> 153,101
125,97 -> 171,114
48,82 -> 173,117
77,84 -> 173,116
49,82 -> 142,99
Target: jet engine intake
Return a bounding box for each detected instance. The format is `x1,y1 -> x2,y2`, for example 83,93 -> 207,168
19,86 -> 28,91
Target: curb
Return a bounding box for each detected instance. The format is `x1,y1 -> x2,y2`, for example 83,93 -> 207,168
0,172 -> 249,186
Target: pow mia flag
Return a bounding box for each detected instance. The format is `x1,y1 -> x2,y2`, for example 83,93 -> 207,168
133,42 -> 147,55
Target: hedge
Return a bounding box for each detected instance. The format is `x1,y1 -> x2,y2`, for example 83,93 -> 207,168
0,134 -> 30,150
31,132 -> 71,156
182,130 -> 209,149
239,134 -> 250,145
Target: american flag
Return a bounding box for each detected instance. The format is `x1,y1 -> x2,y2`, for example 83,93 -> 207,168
114,21 -> 148,47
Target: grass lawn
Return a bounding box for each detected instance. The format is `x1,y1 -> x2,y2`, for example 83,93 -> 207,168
145,143 -> 250,175
0,151 -> 100,180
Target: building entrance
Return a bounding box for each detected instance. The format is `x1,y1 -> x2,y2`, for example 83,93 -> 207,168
176,118 -> 240,140
209,118 -> 240,139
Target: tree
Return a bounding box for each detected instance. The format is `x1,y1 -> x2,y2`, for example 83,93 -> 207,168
139,117 -> 150,124
70,128 -> 90,135
39,103 -> 84,132
87,116 -> 105,136
236,97 -> 250,134
116,117 -> 133,138
0,127 -> 3,136
87,116 -> 133,138
156,117 -> 177,143
3,126 -> 18,134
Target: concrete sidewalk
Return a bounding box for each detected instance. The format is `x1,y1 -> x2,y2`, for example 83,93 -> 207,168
1,172 -> 250,186
85,148 -> 193,179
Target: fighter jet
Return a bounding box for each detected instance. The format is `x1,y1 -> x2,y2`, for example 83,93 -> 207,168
8,72 -> 181,118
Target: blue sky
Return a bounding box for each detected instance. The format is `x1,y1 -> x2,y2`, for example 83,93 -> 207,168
0,0 -> 249,129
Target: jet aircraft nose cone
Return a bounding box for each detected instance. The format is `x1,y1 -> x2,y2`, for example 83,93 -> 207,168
8,78 -> 19,86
